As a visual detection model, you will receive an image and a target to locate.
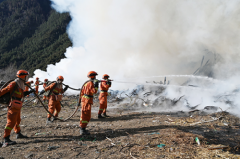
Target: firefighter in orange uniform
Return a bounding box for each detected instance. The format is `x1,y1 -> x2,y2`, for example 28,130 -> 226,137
79,71 -> 99,135
0,70 -> 34,145
40,76 -> 68,123
24,80 -> 33,97
35,77 -> 39,95
42,79 -> 49,102
98,74 -> 111,118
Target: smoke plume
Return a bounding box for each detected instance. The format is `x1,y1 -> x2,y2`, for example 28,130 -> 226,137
33,0 -> 240,114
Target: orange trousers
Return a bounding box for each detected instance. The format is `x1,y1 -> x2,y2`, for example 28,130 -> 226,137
47,96 -> 61,118
80,102 -> 92,128
43,95 -> 48,100
98,93 -> 107,114
4,108 -> 21,138
35,86 -> 38,95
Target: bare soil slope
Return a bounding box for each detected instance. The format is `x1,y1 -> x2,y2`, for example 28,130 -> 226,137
0,96 -> 240,159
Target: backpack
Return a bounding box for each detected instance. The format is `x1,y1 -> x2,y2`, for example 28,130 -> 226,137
0,80 -> 18,104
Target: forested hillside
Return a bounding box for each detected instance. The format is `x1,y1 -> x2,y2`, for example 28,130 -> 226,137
0,0 -> 72,75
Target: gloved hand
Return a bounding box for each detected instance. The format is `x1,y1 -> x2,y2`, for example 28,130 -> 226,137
63,85 -> 69,92
39,90 -> 45,95
24,89 -> 35,96
93,79 -> 99,88
29,89 -> 35,93
107,80 -> 111,86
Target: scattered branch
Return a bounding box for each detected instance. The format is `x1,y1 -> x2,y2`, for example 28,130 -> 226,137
106,137 -> 115,146
190,116 -> 223,126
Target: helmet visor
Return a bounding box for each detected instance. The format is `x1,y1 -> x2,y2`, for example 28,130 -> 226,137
25,75 -> 29,82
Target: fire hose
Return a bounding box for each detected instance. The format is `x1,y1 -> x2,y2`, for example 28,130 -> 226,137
24,80 -> 90,121
23,97 -> 37,106
22,82 -> 80,107
62,83 -> 81,91
1,79 -> 109,121
24,81 -> 64,121
52,79 -> 110,121
38,80 -> 81,91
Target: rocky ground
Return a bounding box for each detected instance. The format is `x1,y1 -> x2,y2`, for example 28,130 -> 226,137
0,96 -> 240,159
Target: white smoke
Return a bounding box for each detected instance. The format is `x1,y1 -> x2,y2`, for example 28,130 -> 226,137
33,0 -> 240,114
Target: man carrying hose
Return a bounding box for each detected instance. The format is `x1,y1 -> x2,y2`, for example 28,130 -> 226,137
79,71 -> 99,135
98,74 -> 111,118
24,80 -> 33,97
41,76 -> 68,123
42,79 -> 49,103
35,77 -> 39,95
0,70 -> 35,145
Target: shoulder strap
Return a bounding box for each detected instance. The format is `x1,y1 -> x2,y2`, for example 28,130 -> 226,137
47,82 -> 57,97
9,83 -> 18,102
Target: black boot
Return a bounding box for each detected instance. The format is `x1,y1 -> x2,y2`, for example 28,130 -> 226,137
16,131 -> 28,139
103,113 -> 110,117
46,117 -> 52,124
52,117 -> 58,122
98,114 -> 105,119
80,127 -> 90,135
4,136 -> 16,145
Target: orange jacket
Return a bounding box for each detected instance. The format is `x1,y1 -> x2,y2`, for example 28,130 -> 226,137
35,80 -> 39,87
24,81 -> 32,92
0,81 -> 24,99
44,83 -> 64,95
99,80 -> 111,96
43,83 -> 47,88
80,81 -> 98,104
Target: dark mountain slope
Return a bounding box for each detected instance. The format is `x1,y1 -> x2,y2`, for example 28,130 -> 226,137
0,0 -> 72,75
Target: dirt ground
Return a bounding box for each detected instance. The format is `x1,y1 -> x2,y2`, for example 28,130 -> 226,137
0,96 -> 240,159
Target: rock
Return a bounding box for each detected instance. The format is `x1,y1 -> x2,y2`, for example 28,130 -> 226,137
24,153 -> 34,158
47,146 -> 60,151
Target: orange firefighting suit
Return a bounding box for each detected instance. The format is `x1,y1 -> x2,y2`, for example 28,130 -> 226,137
0,82 -> 25,138
24,81 -> 31,92
35,80 -> 39,95
80,81 -> 98,128
44,83 -> 64,118
42,82 -> 48,101
24,81 -> 32,97
98,80 -> 111,115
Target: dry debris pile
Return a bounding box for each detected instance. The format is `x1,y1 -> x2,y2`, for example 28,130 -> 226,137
0,84 -> 240,158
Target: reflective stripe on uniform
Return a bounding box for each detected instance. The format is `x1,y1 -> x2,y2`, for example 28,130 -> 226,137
95,88 -> 98,91
5,127 -> 13,130
17,125 -> 20,127
81,121 -> 89,123
14,91 -> 21,95
53,89 -> 59,93
99,109 -> 104,110
83,95 -> 90,99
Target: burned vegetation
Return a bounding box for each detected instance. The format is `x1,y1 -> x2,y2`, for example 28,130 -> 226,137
0,77 -> 240,158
